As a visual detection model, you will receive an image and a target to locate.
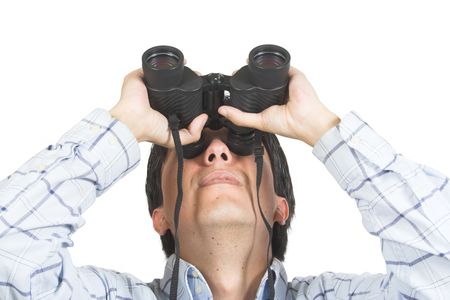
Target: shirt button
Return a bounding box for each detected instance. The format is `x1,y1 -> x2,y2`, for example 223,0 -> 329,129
90,125 -> 101,132
36,164 -> 46,171
195,284 -> 202,294
351,136 -> 361,144
192,270 -> 199,278
108,136 -> 118,145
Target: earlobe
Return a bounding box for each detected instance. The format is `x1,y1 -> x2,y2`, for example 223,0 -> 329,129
273,197 -> 289,225
152,208 -> 170,235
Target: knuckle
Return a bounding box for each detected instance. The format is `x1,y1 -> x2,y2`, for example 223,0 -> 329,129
123,73 -> 132,82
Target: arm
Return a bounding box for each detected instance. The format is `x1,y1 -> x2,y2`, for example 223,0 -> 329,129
0,109 -> 146,299
303,110 -> 450,299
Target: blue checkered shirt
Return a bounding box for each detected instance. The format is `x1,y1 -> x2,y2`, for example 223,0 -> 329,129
1,109 -> 449,299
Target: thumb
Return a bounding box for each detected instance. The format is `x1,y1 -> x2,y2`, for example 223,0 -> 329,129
218,106 -> 264,131
178,113 -> 208,145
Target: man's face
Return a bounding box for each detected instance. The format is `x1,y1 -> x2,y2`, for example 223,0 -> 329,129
152,128 -> 288,242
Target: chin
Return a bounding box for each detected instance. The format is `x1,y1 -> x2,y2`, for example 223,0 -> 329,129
193,189 -> 255,227
198,215 -> 255,229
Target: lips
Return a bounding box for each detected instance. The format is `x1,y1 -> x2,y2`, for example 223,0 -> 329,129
198,170 -> 242,187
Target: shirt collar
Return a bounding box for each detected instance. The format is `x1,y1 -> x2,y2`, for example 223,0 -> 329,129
160,254 -> 288,299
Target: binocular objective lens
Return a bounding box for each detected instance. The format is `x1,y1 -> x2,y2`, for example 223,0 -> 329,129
253,51 -> 287,69
146,52 -> 180,70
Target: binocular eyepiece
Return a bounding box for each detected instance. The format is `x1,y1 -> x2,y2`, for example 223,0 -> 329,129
142,44 -> 290,158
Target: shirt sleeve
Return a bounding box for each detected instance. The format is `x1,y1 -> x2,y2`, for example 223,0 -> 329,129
290,111 -> 450,299
0,109 -> 156,299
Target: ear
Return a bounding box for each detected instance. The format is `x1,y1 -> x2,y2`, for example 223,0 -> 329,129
273,196 -> 289,226
152,207 -> 171,235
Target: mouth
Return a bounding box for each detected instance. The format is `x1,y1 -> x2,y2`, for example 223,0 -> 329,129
199,170 -> 242,187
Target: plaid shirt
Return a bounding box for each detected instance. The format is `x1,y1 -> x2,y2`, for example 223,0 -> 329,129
0,109 -> 449,299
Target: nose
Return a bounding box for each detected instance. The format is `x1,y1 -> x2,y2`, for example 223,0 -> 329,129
202,138 -> 233,165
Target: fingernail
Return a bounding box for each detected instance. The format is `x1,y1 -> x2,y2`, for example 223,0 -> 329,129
202,115 -> 208,125
218,107 -> 228,117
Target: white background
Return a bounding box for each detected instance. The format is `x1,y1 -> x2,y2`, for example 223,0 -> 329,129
1,0 -> 449,284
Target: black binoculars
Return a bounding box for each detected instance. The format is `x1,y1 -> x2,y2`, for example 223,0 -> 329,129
142,44 -> 291,158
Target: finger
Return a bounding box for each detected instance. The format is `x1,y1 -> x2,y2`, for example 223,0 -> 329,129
288,66 -> 301,77
179,113 -> 208,145
125,68 -> 144,78
218,106 -> 264,130
124,68 -> 145,82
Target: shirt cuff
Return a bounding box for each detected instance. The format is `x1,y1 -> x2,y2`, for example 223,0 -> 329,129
56,108 -> 140,193
312,111 -> 397,191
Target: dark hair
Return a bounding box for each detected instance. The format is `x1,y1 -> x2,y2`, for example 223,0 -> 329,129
145,133 -> 295,261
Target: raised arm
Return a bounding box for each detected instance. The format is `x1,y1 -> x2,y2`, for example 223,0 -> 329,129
0,108 -> 142,298
307,110 -> 450,298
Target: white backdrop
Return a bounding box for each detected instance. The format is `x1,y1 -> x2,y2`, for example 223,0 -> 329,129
1,0 -> 449,284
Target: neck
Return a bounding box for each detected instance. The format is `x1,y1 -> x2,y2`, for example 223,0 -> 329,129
179,225 -> 272,300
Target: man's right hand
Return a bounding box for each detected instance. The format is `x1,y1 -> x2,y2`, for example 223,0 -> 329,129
109,68 -> 208,146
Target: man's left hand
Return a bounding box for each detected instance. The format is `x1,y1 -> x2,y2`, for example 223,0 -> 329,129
218,67 -> 341,147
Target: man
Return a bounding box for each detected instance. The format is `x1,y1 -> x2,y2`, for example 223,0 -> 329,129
0,66 -> 449,299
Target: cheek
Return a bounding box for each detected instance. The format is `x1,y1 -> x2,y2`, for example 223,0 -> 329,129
161,160 -> 199,211
161,161 -> 176,213
259,161 -> 278,211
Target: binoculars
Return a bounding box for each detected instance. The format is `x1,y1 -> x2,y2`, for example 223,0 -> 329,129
142,44 -> 291,158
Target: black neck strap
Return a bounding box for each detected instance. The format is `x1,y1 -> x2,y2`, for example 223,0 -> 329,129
254,131 -> 275,300
168,115 -> 183,300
